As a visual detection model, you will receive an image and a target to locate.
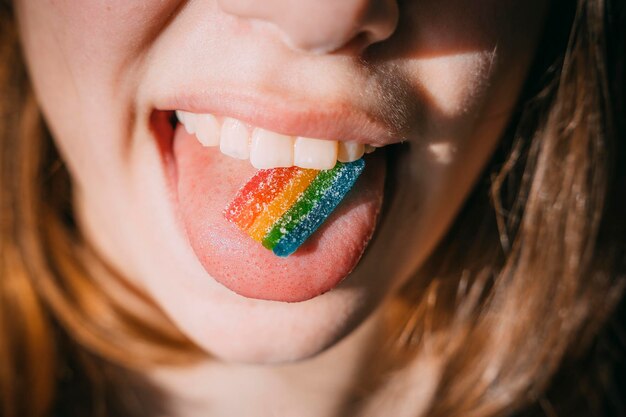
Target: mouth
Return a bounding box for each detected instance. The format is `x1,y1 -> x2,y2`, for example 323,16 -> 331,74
151,104 -> 396,303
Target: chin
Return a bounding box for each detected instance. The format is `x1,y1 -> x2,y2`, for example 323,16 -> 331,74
169,281 -> 378,364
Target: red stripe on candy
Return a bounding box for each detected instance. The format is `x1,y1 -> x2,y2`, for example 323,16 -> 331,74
224,167 -> 299,230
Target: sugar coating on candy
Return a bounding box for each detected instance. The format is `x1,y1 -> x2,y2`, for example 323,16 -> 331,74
247,169 -> 318,241
224,159 -> 365,257
262,168 -> 337,249
224,167 -> 298,230
272,160 -> 365,256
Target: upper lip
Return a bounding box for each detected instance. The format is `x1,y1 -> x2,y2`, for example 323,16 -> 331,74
153,88 -> 405,146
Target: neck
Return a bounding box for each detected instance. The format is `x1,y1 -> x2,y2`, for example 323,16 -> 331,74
147,309 -> 384,417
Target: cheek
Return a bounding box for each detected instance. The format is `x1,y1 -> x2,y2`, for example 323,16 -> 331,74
376,3 -> 548,284
409,51 -> 495,117
385,0 -> 547,140
14,0 -> 179,188
16,0 -> 174,84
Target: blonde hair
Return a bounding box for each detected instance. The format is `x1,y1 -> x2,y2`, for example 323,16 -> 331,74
1,0 -> 624,416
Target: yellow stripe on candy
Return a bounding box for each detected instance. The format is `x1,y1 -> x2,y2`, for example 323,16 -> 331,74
247,168 -> 319,241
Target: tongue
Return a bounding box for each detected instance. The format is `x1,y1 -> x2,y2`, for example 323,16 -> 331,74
173,125 -> 385,302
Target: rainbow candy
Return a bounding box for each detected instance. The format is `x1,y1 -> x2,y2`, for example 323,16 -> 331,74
224,159 -> 365,257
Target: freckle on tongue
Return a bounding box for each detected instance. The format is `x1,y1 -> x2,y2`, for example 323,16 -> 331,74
172,124 -> 385,302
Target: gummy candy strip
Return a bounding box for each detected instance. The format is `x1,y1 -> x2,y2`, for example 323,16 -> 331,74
247,169 -> 319,241
224,159 -> 365,257
224,167 -> 298,230
263,159 -> 364,256
270,160 -> 364,256
261,166 -> 339,249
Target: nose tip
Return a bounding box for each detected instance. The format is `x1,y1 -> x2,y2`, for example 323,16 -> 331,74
217,0 -> 399,54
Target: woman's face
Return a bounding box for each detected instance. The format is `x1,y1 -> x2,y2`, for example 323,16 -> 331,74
15,0 -> 546,362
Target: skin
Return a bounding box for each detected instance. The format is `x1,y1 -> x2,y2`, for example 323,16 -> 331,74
15,0 -> 547,415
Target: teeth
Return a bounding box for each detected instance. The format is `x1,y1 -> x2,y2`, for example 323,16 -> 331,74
294,137 -> 338,170
175,110 -> 187,124
338,141 -> 365,163
177,110 -> 197,134
250,128 -> 294,169
175,110 -> 376,169
194,113 -> 220,147
220,117 -> 251,160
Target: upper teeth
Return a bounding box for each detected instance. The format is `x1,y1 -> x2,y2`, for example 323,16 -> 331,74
175,110 -> 375,170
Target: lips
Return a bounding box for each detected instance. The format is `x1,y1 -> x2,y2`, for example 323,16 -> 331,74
151,103 -> 390,303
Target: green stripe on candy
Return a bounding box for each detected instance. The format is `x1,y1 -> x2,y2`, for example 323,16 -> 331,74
262,164 -> 340,250
262,159 -> 365,256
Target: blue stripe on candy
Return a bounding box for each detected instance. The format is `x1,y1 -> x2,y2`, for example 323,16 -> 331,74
272,159 -> 365,257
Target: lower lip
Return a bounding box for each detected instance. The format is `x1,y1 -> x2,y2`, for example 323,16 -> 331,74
153,111 -> 387,302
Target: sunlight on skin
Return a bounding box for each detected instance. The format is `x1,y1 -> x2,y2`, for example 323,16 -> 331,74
428,142 -> 458,165
410,50 -> 497,116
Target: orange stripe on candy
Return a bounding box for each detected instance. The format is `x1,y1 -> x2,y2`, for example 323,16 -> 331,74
247,169 -> 318,241
224,167 -> 298,230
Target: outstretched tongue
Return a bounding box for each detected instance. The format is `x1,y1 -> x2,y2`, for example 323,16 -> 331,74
173,124 -> 385,302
